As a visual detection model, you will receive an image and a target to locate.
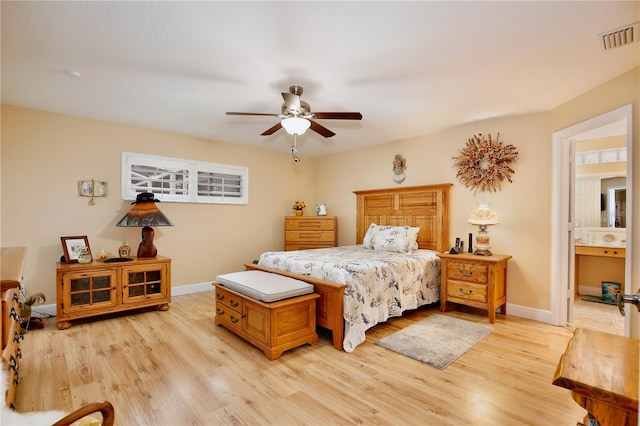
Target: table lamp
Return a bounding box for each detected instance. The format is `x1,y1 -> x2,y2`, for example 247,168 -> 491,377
468,200 -> 499,256
116,192 -> 173,257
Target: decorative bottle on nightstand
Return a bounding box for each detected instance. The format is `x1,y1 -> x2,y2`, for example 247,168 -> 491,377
118,241 -> 131,258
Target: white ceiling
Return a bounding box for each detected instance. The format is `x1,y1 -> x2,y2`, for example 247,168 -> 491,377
2,1 -> 638,158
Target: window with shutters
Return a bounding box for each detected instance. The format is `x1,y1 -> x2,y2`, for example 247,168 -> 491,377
121,152 -> 248,205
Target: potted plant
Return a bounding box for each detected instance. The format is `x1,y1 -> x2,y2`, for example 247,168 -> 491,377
292,201 -> 306,216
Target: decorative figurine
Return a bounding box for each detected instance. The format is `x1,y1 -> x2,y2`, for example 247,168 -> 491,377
392,154 -> 406,184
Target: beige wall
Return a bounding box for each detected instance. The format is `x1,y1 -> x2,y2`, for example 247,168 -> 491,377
2,66 -> 638,324
1,105 -> 317,304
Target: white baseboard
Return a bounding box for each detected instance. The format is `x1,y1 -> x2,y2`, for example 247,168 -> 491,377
171,281 -> 215,296
503,303 -> 552,324
31,281 -> 214,319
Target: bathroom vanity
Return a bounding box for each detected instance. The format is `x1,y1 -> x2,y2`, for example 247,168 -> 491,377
574,227 -> 626,296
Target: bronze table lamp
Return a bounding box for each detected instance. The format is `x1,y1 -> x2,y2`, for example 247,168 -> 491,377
116,192 -> 173,257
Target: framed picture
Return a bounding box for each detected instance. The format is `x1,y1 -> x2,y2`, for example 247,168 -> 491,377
78,180 -> 108,197
61,236 -> 91,263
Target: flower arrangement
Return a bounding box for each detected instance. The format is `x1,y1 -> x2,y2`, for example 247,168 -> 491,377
292,201 -> 306,211
452,133 -> 519,194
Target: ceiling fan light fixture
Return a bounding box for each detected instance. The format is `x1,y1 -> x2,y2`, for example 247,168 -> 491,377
281,117 -> 310,135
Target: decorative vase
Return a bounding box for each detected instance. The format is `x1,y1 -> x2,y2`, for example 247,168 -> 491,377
295,210 -> 303,216
118,241 -> 131,258
78,249 -> 92,264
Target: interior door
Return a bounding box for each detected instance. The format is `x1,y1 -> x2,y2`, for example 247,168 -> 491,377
551,104 -> 632,337
567,138 -> 576,326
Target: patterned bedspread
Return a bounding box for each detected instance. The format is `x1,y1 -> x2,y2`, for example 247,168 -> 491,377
257,245 -> 441,352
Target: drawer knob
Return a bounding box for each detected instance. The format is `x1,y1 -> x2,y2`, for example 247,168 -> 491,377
230,300 -> 239,308
459,288 -> 473,294
216,308 -> 225,316
230,316 -> 240,324
459,269 -> 473,277
216,294 -> 224,301
9,307 -> 19,321
8,355 -> 18,371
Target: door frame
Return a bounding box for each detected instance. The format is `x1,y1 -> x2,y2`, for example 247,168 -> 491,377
550,104 -> 633,334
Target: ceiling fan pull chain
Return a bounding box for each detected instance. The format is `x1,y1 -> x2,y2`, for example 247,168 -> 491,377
291,134 -> 300,162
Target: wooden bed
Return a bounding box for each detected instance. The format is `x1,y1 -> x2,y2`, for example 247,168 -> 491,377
246,183 -> 452,351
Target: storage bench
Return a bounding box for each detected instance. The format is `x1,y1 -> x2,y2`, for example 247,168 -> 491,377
213,270 -> 320,360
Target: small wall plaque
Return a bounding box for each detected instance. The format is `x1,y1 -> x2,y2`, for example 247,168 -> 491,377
78,180 -> 107,197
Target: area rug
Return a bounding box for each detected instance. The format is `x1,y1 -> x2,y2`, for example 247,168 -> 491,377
375,314 -> 493,369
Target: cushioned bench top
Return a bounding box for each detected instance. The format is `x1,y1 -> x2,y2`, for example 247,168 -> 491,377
215,270 -> 314,303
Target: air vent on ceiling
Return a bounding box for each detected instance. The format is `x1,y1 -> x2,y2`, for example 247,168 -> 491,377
600,21 -> 639,50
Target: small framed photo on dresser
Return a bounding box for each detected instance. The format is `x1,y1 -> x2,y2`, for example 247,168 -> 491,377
61,236 -> 91,263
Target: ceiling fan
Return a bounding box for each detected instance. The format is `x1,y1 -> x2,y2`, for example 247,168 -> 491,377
226,85 -> 363,139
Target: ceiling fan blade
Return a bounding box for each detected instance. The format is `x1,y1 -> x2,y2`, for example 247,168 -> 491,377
313,112 -> 363,120
309,120 -> 336,138
226,112 -> 280,117
282,92 -> 301,112
261,122 -> 283,136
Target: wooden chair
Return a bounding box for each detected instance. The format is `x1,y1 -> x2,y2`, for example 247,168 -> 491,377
52,401 -> 115,426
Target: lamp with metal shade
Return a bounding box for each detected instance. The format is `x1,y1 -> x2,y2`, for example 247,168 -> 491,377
468,200 -> 499,256
116,192 -> 173,257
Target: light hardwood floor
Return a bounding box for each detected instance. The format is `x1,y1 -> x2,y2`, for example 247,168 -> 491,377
16,292 -> 586,425
573,297 -> 625,335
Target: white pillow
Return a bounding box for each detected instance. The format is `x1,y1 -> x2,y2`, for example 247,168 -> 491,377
363,224 -> 421,253
362,223 -> 378,248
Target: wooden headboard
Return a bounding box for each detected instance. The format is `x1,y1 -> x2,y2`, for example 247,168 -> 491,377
354,183 -> 453,253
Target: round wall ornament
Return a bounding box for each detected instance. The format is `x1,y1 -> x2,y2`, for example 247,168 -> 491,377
452,133 -> 519,194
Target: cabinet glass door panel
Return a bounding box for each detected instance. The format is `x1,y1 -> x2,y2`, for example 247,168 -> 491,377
122,264 -> 167,304
70,277 -> 91,292
93,276 -> 111,289
63,270 -> 118,313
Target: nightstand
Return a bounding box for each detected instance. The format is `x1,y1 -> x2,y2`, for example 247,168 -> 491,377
437,252 -> 511,323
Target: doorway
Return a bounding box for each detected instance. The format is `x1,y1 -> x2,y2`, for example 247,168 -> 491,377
551,104 -> 633,336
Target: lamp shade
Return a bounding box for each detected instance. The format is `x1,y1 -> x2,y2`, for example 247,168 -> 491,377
281,117 -> 311,135
468,201 -> 499,225
116,193 -> 173,228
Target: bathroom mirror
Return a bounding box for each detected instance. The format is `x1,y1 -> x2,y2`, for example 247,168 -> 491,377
574,119 -> 627,229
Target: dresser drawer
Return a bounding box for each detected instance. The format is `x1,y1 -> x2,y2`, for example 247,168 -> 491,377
285,242 -> 335,251
215,286 -> 243,313
447,280 -> 487,303
575,245 -> 625,258
2,289 -> 20,351
215,287 -> 244,331
447,261 -> 488,284
285,217 -> 336,231
285,231 -> 336,243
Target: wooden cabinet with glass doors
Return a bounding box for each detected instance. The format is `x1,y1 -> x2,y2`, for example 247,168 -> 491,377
56,256 -> 170,329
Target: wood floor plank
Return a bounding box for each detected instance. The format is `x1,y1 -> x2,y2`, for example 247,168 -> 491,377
15,291 -> 588,425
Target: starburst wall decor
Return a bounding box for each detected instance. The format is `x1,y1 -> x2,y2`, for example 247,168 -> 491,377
452,133 -> 519,194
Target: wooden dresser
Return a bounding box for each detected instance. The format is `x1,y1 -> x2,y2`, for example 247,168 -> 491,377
553,328 -> 638,426
284,216 -> 337,251
1,246 -> 27,409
